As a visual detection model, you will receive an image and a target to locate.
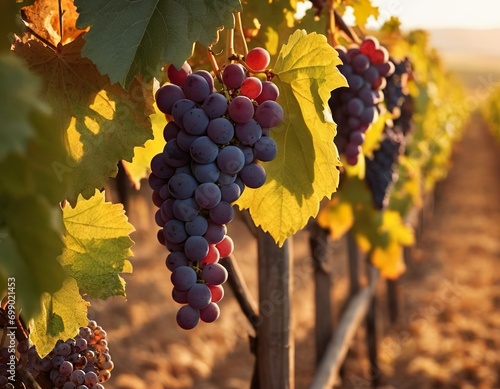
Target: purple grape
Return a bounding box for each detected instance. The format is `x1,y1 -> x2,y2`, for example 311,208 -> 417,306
183,73 -> 211,102
195,182 -> 222,209
148,173 -> 167,192
217,172 -> 237,185
255,81 -> 279,104
190,136 -> 219,163
346,74 -> 364,90
204,220 -> 226,244
168,173 -> 198,199
228,96 -> 254,124
151,153 -> 176,179
166,251 -> 189,272
156,84 -> 185,114
222,63 -> 246,89
183,108 -> 209,135
185,215 -> 209,236
60,361 -> 74,376
360,106 -> 377,124
176,129 -> 199,152
253,136 -> 277,162
208,201 -> 234,224
240,163 -> 267,188
202,93 -> 228,118
176,305 -> 200,330
163,219 -> 187,244
193,69 -> 214,91
364,66 -> 380,84
201,263 -> 228,285
254,101 -> 283,128
171,266 -> 198,290
207,117 -> 234,144
155,209 -> 165,227
167,62 -> 192,86
160,198 -> 175,221
200,302 -> 220,323
235,119 -> 262,145
184,236 -> 209,261
352,53 -> 370,73
172,197 -> 199,221
187,283 -> 212,309
220,183 -> 241,203
350,131 -> 365,145
70,369 -> 85,385
217,146 -> 245,175
193,162 -> 220,183
346,97 -> 364,117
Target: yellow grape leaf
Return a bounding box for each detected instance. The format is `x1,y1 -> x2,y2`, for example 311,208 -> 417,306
122,104 -> 166,189
235,30 -> 347,246
371,241 -> 405,280
60,190 -> 134,299
317,197 -> 354,241
29,277 -> 89,357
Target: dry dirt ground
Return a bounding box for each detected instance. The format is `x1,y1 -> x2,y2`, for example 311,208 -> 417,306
91,111 -> 500,389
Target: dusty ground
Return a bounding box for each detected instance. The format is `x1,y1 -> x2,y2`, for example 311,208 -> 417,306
91,110 -> 500,389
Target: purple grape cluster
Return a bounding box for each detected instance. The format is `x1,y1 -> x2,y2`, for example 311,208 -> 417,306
12,321 -> 112,388
364,57 -> 414,209
150,48 -> 282,330
329,36 -> 395,165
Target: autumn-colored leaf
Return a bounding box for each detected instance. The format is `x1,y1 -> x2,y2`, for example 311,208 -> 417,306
13,35 -> 153,204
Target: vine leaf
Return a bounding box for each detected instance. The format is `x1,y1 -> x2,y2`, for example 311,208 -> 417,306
60,190 -> 134,300
235,30 -> 347,247
335,0 -> 379,27
75,0 -> 242,87
0,196 -> 65,320
13,35 -> 153,205
29,278 -> 89,358
122,104 -> 167,188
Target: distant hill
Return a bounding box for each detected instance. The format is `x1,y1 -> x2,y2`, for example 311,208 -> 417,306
426,28 -> 500,90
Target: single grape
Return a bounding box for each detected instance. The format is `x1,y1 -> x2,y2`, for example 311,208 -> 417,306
185,215 -> 209,236
176,129 -> 199,152
216,235 -> 234,258
240,77 -> 263,99
208,284 -> 224,303
349,131 -> 365,146
193,162 -> 220,183
222,63 -> 246,89
171,266 -> 198,291
60,360 -> 74,376
163,139 -> 190,167
160,198 -> 175,221
235,119 -> 262,146
168,173 -> 198,199
167,62 -> 192,86
220,182 -> 241,203
204,220 -> 226,244
183,73 -> 211,103
201,263 -> 228,285
208,201 -> 235,225
228,96 -> 254,124
193,69 -> 214,91
176,305 -> 200,330
346,98 -> 364,117
352,54 -> 370,73
217,172 -> 237,185
240,163 -> 267,188
84,371 -> 99,386
163,219 -> 188,244
183,108 -> 209,135
190,136 -> 219,164
253,136 -> 277,162
202,93 -> 228,118
166,251 -> 189,272
71,369 -> 86,385
171,99 -> 196,128
255,81 -> 279,104
187,283 -> 212,309
200,244 -> 220,265
195,182 -> 222,209
254,101 -> 283,128
172,287 -> 189,304
207,117 -> 235,145
360,36 -> 379,56
200,302 -> 220,323
172,197 -> 199,222
217,146 -> 245,175
184,235 -> 210,261
63,382 -> 77,389
156,84 -> 185,114
246,47 -> 271,71
151,153 -> 175,179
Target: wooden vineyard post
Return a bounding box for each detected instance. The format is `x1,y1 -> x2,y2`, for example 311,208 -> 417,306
365,265 -> 380,387
308,221 -> 333,365
256,229 -> 294,389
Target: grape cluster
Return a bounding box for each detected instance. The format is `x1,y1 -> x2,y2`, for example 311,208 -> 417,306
329,37 -> 395,165
149,47 -> 282,330
19,321 -> 112,388
0,348 -> 14,389
364,57 -> 414,209
365,126 -> 405,209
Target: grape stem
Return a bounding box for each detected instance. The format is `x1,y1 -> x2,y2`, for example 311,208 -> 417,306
58,0 -> 64,45
326,0 -> 336,47
225,16 -> 236,65
234,12 -> 249,57
333,9 -> 362,44
207,48 -> 223,84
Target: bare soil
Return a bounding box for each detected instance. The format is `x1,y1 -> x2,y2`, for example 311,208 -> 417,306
93,111 -> 500,389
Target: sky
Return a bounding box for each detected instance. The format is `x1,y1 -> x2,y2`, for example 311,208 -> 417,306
366,0 -> 500,30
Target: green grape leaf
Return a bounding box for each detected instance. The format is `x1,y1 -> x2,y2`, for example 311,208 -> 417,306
0,196 -> 65,320
60,190 -> 134,300
29,277 -> 89,358
13,36 -> 153,205
0,53 -> 44,160
75,0 -> 242,87
235,30 -> 347,246
122,104 -> 167,188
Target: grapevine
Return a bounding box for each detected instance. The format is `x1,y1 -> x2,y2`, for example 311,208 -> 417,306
149,46 -> 282,329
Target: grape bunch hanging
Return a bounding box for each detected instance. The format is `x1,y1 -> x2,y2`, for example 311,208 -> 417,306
365,57 -> 414,209
0,321 -> 112,389
329,36 -> 395,165
149,47 -> 282,329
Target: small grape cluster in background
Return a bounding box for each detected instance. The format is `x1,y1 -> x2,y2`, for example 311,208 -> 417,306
149,47 -> 282,329
0,321 -> 112,389
329,36 -> 395,165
